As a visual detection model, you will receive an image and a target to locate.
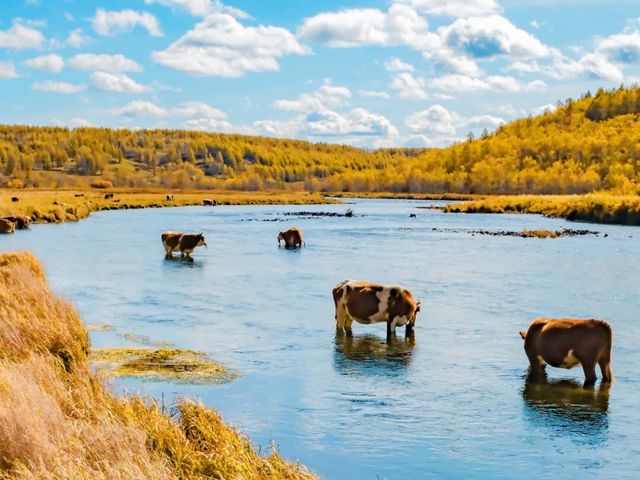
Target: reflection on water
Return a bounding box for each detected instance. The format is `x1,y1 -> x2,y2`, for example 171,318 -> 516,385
333,332 -> 416,376
522,375 -> 610,445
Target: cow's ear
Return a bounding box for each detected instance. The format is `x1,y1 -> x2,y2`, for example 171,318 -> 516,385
519,330 -> 527,340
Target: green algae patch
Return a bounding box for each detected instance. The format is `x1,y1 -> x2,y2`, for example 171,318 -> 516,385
87,322 -> 114,331
90,348 -> 237,384
119,332 -> 174,347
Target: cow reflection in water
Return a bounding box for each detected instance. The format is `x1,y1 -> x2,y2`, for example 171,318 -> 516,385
333,333 -> 416,376
522,373 -> 610,445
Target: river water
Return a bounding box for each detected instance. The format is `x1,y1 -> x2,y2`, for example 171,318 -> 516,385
2,198 -> 639,479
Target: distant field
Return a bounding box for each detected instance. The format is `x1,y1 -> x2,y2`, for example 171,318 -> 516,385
445,194 -> 640,226
0,189 -> 334,224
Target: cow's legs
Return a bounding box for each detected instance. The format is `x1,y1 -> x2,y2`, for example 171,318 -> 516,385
526,354 -> 545,381
344,316 -> 354,336
335,303 -> 348,335
582,362 -> 597,387
386,319 -> 397,339
598,357 -> 613,383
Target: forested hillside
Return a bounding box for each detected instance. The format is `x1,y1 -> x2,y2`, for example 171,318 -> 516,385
1,85 -> 639,194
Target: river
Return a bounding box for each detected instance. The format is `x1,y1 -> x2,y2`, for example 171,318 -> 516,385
2,198 -> 639,479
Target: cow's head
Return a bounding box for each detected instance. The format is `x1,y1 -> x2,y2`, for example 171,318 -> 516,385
277,231 -> 285,245
197,233 -> 207,248
408,301 -> 421,327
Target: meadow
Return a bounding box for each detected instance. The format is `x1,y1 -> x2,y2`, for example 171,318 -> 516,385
445,194 -> 640,226
0,189 -> 332,224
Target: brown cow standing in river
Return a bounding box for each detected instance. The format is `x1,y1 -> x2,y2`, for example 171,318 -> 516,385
3,215 -> 30,230
333,280 -> 421,337
519,318 -> 613,386
161,231 -> 207,259
278,227 -> 304,248
0,218 -> 15,234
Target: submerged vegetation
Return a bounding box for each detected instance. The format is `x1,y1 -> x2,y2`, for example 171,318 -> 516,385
0,251 -> 315,479
91,348 -> 237,384
1,86 -> 640,194
445,194 -> 640,226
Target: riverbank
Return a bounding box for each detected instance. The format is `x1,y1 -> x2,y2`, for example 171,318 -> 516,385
0,189 -> 334,224
444,194 -> 640,226
0,251 -> 316,479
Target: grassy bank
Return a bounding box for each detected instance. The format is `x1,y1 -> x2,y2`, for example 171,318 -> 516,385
0,189 -> 333,224
444,194 -> 640,226
0,251 -> 316,479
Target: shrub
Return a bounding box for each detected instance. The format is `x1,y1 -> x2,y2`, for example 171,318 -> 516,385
90,179 -> 113,189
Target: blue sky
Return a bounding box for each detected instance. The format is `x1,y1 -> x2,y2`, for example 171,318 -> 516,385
1,0 -> 639,147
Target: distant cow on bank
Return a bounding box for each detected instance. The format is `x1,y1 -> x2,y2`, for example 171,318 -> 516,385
104,193 -> 114,199
166,194 -> 174,201
278,227 -> 304,248
0,218 -> 15,234
203,199 -> 217,206
161,231 -> 207,259
11,197 -> 18,202
74,193 -> 85,197
3,215 -> 30,230
333,280 -> 421,337
519,318 -> 613,385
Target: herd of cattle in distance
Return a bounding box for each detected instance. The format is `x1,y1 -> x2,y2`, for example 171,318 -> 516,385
160,223 -> 614,387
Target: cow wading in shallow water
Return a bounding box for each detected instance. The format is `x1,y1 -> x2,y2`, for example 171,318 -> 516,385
161,232 -> 207,259
278,227 -> 304,248
519,318 -> 613,386
333,280 -> 421,337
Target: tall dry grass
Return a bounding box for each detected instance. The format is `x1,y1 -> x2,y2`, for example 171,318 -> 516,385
0,252 -> 316,480
444,194 -> 640,226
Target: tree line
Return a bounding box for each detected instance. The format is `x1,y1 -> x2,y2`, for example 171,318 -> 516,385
1,85 -> 639,194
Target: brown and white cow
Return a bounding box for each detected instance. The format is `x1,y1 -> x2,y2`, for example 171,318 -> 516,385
161,231 -> 207,259
278,227 -> 304,248
519,318 -> 613,386
3,215 -> 30,230
0,218 -> 15,234
333,280 -> 421,337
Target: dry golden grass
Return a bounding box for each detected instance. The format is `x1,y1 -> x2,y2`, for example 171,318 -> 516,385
0,189 -> 335,225
445,194 -> 640,226
0,252 -> 316,480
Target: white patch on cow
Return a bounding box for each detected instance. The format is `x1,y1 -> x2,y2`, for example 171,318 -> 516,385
393,315 -> 409,327
370,288 -> 392,323
536,355 -> 547,366
561,349 -> 580,369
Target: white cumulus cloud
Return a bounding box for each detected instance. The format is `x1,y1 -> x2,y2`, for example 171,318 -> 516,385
439,15 -> 549,59
384,57 -> 415,72
153,11 -> 308,77
92,8 -> 162,37
32,81 -> 86,94
69,54 -> 143,72
0,20 -> 45,49
400,0 -> 501,18
91,72 -> 149,93
113,100 -> 168,117
359,90 -> 391,99
24,54 -> 64,73
0,61 -> 20,79
273,83 -> 351,113
390,72 -> 428,99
